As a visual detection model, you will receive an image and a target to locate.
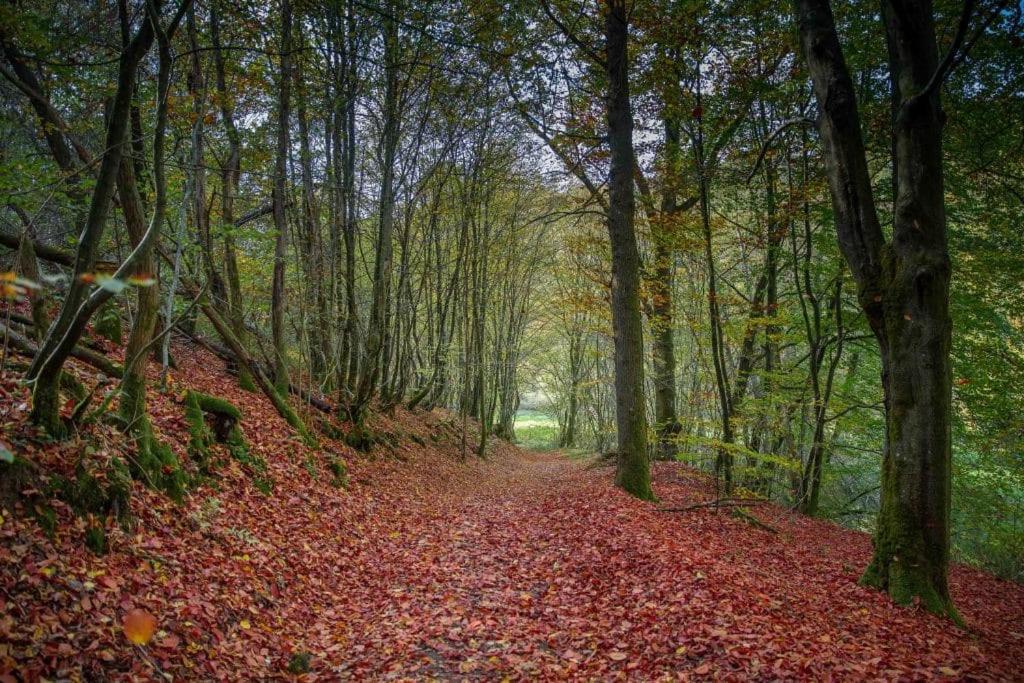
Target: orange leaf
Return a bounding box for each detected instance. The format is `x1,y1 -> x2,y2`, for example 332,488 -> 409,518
123,608 -> 158,646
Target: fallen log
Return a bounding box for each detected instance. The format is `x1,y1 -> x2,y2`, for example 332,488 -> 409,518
0,231 -> 74,267
657,499 -> 769,512
1,322 -> 122,378
185,331 -> 333,414
731,506 -> 779,534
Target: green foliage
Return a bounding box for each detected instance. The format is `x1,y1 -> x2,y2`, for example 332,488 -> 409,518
303,455 -> 318,480
93,300 -> 122,344
184,391 -> 215,470
238,372 -> 257,393
131,419 -> 186,503
286,652 -> 312,674
328,457 -> 348,489
52,456 -> 133,524
344,424 -> 376,453
225,423 -> 273,494
84,524 -> 107,555
33,502 -> 57,538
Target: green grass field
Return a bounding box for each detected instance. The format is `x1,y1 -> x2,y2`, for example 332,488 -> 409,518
513,409 -> 560,450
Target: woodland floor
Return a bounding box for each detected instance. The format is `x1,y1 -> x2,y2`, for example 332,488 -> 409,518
2,343 -> 1024,680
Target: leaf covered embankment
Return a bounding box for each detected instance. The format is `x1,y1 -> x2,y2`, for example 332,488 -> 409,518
0,343 -> 1022,680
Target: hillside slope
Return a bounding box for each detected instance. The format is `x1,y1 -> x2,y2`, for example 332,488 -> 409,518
1,341 -> 1022,680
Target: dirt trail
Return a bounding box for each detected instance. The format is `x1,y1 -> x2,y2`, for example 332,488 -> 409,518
298,448 -> 1024,680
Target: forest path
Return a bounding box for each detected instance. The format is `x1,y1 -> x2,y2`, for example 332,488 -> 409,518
303,447 -> 1024,679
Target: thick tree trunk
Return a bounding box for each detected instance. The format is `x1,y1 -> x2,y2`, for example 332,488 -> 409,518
604,0 -> 653,500
795,0 -> 956,619
862,0 -> 953,616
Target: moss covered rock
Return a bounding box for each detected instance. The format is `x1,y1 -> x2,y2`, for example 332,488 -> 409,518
131,419 -> 187,503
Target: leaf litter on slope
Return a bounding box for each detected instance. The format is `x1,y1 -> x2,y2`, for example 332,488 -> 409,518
0,342 -> 1022,680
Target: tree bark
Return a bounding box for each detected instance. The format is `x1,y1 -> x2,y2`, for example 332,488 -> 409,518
650,117 -> 681,460
25,0 -> 183,436
116,124 -> 160,432
271,0 -> 293,393
795,0 -> 956,620
604,0 -> 653,500
352,1 -> 400,424
210,0 -> 255,392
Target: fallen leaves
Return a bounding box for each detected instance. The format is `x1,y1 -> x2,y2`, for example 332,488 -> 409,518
0,343 -> 1022,680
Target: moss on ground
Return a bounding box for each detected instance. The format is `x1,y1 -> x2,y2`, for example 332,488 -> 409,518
328,457 -> 348,489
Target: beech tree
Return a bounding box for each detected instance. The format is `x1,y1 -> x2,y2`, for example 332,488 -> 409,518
602,0 -> 653,499
795,0 -> 966,618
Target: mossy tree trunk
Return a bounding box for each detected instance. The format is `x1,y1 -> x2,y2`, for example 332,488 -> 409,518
116,120 -> 160,433
795,0 -> 957,619
25,10 -> 158,435
23,1 -> 192,438
200,300 -> 316,447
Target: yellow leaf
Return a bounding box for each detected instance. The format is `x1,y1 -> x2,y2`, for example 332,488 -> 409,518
240,619 -> 251,630
40,566 -> 56,578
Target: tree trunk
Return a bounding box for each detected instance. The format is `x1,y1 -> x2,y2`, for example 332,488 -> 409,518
210,0 -> 255,392
14,225 -> 48,340
26,2 -> 163,436
271,0 -> 293,393
604,0 -> 653,500
116,125 -> 160,432
352,2 -> 400,424
650,117 -> 682,459
294,38 -> 331,384
795,0 -> 956,620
